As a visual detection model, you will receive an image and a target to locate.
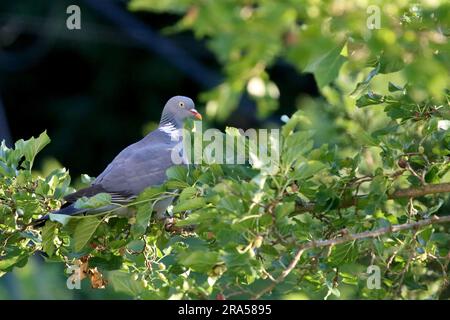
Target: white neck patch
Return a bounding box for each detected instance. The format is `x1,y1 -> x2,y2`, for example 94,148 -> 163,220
159,122 -> 181,141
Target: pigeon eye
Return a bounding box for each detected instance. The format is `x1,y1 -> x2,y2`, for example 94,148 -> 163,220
178,101 -> 185,108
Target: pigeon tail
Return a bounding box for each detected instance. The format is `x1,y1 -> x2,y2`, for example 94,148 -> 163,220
30,204 -> 87,227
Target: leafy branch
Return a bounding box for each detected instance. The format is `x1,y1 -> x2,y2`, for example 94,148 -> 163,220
253,214 -> 450,299
294,183 -> 450,214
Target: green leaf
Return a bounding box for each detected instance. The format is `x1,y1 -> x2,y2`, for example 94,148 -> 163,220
136,186 -> 165,202
281,111 -> 312,137
275,201 -> 295,219
108,271 -> 145,297
166,165 -> 188,181
388,82 -> 404,92
178,251 -> 220,273
172,197 -> 206,213
284,130 -> 315,151
304,43 -> 347,88
128,0 -> 189,14
165,180 -> 190,189
176,210 -> 217,227
218,195 -> 244,213
351,63 -> 380,96
328,242 -> 359,266
74,193 -> 112,210
89,255 -> 123,271
81,174 -> 95,185
14,131 -> 50,169
341,272 -> 358,285
283,130 -> 315,165
131,202 -> 153,238
353,130 -> 380,147
179,186 -> 197,201
378,54 -> 404,73
294,160 -> 327,180
127,239 -> 145,252
324,281 -> 341,300
48,213 -> 75,226
73,217 -> 102,252
356,91 -> 385,108
0,254 -> 28,271
41,221 -> 58,256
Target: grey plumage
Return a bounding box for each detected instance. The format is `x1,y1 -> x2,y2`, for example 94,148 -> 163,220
95,130 -> 177,196
34,96 -> 201,225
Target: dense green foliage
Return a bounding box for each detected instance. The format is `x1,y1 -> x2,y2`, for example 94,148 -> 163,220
1,0 -> 449,299
129,0 -> 449,120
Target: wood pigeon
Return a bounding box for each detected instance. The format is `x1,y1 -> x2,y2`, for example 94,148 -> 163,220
34,96 -> 201,225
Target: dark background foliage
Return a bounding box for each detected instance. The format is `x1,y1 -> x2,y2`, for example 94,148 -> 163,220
0,0 -> 316,178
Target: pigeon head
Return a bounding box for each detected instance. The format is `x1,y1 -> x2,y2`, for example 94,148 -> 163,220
160,96 -> 202,128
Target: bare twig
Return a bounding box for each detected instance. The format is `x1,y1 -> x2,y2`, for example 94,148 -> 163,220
252,248 -> 305,299
427,252 -> 449,299
394,230 -> 419,297
405,162 -> 425,185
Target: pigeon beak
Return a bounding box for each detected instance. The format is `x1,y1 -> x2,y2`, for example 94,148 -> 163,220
190,109 -> 202,120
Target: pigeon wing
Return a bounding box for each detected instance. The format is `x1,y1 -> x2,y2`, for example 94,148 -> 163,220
95,130 -> 178,194
64,131 -> 179,204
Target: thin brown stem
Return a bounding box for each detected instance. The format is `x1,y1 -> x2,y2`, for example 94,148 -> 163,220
252,248 -> 305,299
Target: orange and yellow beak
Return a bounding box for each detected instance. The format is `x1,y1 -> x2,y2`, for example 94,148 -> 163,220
190,109 -> 202,120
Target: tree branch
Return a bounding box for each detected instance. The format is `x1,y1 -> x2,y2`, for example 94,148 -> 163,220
294,182 -> 450,214
390,183 -> 450,198
252,214 -> 450,299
